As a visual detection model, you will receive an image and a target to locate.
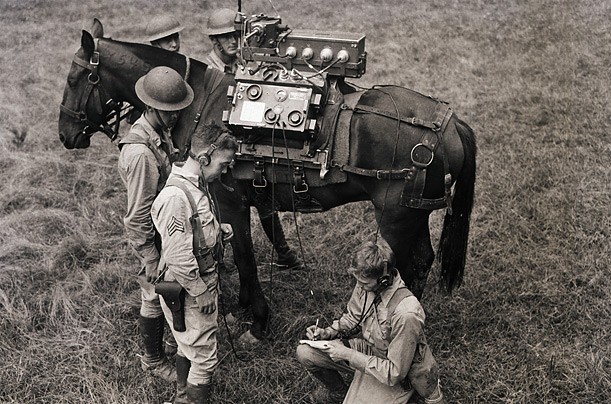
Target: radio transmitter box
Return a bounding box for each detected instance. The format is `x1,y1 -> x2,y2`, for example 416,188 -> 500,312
277,29 -> 366,78
224,66 -> 325,136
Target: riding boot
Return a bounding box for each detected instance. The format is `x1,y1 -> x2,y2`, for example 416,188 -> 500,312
174,355 -> 191,404
308,368 -> 348,403
139,315 -> 176,382
186,382 -> 212,404
259,212 -> 301,269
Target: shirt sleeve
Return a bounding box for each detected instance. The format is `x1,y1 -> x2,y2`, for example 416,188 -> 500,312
152,192 -> 208,297
348,297 -> 425,387
122,147 -> 160,267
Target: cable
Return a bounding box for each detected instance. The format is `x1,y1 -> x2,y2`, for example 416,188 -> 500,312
371,88 -> 402,243
209,183 -> 250,362
279,124 -> 330,326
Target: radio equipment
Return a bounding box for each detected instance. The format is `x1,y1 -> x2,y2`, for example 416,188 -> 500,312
223,65 -> 324,136
224,13 -> 367,171
236,14 -> 367,78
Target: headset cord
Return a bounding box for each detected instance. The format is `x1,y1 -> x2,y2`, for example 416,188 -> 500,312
278,124 -> 329,326
338,291 -> 379,340
209,182 -> 250,363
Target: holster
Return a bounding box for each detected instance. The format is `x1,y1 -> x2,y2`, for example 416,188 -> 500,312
155,281 -> 186,332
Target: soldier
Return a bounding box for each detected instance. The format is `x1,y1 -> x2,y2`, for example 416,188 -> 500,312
151,122 -> 238,404
203,9 -> 301,272
205,8 -> 239,74
296,238 -> 446,404
146,15 -> 184,52
127,16 -> 185,125
118,66 -> 193,382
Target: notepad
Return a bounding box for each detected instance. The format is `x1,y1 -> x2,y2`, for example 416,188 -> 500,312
299,340 -> 331,349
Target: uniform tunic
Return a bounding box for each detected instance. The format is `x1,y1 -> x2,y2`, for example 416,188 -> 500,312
300,275 -> 440,404
118,115 -> 175,316
151,164 -> 222,385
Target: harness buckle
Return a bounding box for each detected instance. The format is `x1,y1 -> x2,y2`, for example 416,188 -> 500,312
292,161 -> 309,193
88,72 -> 100,84
252,157 -> 267,188
410,143 -> 435,168
90,51 -> 100,66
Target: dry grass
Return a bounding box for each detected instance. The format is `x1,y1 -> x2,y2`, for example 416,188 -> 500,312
1,0 -> 609,403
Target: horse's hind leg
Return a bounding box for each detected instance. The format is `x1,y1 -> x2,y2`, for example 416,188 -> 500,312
409,223 -> 435,299
376,208 -> 434,299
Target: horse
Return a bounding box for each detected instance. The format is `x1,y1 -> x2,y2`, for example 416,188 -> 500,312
58,19 -> 477,341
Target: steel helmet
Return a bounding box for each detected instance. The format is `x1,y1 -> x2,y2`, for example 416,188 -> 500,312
146,15 -> 184,42
135,66 -> 194,111
207,8 -> 237,36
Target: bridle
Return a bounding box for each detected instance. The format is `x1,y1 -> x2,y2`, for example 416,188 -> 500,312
59,38 -> 132,142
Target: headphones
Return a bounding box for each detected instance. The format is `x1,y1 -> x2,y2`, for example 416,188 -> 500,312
376,261 -> 394,289
197,143 -> 217,166
191,130 -> 227,166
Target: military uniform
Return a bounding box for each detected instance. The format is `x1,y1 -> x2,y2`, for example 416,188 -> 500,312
118,114 -> 176,317
205,50 -> 238,74
297,275 -> 442,404
151,164 -> 222,386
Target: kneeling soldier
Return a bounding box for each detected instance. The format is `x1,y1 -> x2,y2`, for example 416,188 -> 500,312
151,123 -> 237,404
296,237 -> 446,404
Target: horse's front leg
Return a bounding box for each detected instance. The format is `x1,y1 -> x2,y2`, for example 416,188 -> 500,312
226,203 -> 269,341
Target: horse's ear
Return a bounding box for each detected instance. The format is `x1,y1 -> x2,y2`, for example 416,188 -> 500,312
91,18 -> 104,38
81,30 -> 95,57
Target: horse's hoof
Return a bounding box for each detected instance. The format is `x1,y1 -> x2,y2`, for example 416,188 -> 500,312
275,252 -> 304,271
223,312 -> 238,326
238,330 -> 262,345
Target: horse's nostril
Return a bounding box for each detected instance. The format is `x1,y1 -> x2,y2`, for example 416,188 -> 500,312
59,132 -> 66,142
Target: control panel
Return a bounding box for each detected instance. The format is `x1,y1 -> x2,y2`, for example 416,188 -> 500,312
277,29 -> 366,78
224,66 -> 325,135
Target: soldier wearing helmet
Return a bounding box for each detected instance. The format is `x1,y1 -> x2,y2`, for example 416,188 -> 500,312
127,15 -> 184,125
205,8 -> 239,74
146,15 -> 184,52
118,66 -> 193,383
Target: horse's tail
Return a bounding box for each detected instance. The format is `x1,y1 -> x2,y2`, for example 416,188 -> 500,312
437,118 -> 477,293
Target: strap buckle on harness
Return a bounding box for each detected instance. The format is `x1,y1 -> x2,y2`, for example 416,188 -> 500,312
252,157 -> 267,188
89,51 -> 100,66
410,143 -> 435,169
88,51 -> 100,84
292,161 -> 309,193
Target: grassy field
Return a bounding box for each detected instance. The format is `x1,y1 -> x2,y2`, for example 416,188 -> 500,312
1,0 -> 610,403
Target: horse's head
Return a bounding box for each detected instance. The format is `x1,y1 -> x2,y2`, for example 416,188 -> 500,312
58,19 -> 138,149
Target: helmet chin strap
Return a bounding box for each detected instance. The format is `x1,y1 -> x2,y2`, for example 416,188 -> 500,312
153,108 -> 171,132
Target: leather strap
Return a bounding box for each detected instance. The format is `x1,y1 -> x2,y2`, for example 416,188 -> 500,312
400,103 -> 454,211
353,104 -> 441,130
165,179 -> 205,255
340,165 -> 410,180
